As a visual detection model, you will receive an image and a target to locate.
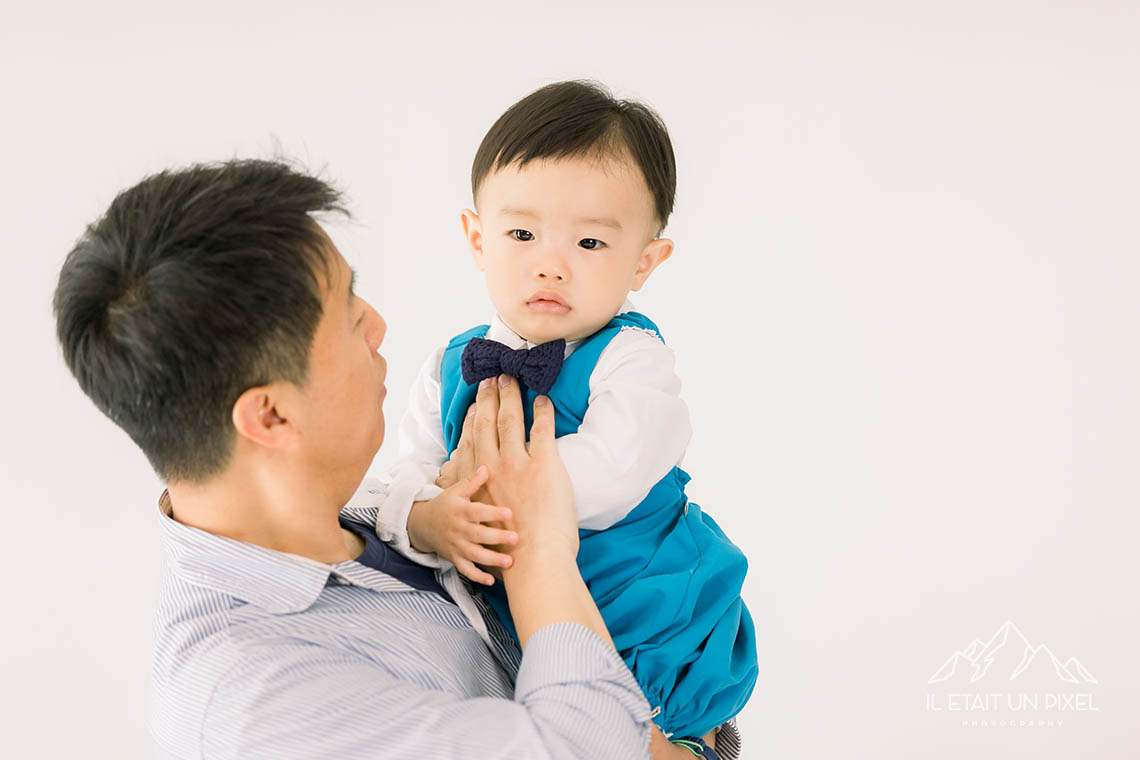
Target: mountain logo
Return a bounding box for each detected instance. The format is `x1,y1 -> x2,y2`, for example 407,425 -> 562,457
928,620 -> 1097,685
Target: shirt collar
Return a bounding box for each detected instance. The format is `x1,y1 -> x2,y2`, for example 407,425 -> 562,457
155,491 -> 415,614
486,299 -> 636,354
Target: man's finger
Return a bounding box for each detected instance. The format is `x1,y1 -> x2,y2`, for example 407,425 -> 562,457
495,375 -> 527,458
473,377 -> 500,467
527,395 -> 556,456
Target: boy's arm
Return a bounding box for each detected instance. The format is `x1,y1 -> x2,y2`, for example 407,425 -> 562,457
376,346 -> 450,567
555,328 -> 693,530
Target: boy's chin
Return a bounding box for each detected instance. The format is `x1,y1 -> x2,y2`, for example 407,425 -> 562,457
513,311 -> 615,345
528,318 -> 624,345
513,317 -> 573,345
525,330 -> 570,345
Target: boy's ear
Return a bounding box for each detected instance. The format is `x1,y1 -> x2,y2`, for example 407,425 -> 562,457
231,384 -> 299,451
631,237 -> 674,291
460,209 -> 485,271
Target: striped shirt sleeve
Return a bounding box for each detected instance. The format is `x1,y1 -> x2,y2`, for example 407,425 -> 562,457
201,623 -> 652,760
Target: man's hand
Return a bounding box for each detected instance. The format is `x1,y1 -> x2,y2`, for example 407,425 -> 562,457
467,374 -> 601,649
406,464 -> 518,586
472,375 -> 579,567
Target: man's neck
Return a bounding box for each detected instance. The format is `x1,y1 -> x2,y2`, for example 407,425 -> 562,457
165,460 -> 363,564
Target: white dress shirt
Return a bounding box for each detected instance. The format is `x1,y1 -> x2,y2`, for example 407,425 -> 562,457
376,300 -> 693,566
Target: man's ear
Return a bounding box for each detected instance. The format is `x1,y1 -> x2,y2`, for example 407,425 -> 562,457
231,384 -> 298,450
460,209 -> 485,271
631,237 -> 675,291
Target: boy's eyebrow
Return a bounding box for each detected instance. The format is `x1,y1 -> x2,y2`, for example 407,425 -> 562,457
500,207 -> 623,232
347,268 -> 357,306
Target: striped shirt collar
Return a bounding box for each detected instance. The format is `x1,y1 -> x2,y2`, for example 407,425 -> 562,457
155,491 -> 420,615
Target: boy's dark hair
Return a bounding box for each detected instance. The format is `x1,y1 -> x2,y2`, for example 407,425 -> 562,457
53,159 -> 347,483
471,80 -> 677,232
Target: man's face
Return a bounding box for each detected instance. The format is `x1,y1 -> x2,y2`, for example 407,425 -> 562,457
465,154 -> 666,344
296,239 -> 388,497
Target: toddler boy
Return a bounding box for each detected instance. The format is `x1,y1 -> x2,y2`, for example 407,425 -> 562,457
378,80 -> 757,754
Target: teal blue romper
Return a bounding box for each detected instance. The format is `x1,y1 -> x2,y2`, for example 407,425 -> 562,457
439,311 -> 758,738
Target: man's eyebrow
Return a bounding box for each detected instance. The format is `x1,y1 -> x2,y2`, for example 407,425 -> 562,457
499,208 -> 623,231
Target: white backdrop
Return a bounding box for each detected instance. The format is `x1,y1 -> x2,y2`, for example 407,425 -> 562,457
2,1 -> 1138,758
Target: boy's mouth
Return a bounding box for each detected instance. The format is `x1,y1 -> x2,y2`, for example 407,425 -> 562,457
526,290 -> 571,314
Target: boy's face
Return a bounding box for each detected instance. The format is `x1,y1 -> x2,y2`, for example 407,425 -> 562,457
461,154 -> 674,345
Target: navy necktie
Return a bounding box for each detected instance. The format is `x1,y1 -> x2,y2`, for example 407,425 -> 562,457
460,337 -> 566,395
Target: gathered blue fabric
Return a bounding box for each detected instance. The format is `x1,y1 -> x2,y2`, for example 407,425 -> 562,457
439,311 -> 758,738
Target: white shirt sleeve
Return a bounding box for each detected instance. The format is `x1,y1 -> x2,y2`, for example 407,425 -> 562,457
556,327 -> 693,531
375,345 -> 449,568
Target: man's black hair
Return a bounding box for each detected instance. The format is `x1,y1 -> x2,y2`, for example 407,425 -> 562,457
53,159 -> 348,483
471,80 -> 677,232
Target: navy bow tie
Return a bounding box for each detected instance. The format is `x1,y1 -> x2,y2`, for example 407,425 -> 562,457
461,337 -> 566,395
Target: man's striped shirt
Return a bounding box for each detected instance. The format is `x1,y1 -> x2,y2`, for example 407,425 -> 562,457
148,481 -> 654,759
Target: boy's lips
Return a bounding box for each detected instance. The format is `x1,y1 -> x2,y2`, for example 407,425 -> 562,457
526,290 -> 570,314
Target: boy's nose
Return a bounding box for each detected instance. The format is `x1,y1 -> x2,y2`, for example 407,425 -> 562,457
534,254 -> 568,281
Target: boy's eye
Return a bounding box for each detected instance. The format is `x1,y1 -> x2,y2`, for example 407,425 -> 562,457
579,238 -> 605,250
510,229 -> 534,242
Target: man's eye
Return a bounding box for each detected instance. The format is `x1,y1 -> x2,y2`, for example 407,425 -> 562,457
579,238 -> 605,250
510,229 -> 534,242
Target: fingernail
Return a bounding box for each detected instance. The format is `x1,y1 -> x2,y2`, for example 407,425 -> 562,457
500,556 -> 512,567
466,405 -> 476,417
498,374 -> 510,387
501,509 -> 511,520
483,578 -> 494,586
508,533 -> 518,544
479,378 -> 492,389
535,395 -> 549,407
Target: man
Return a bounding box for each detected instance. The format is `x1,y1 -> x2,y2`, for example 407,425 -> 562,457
53,159 -> 740,759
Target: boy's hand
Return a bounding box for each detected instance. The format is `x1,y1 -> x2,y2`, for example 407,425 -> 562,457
407,464 -> 518,586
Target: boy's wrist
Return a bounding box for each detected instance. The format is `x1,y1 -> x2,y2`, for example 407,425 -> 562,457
406,499 -> 435,554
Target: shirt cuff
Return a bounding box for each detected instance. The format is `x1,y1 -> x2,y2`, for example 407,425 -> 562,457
375,476 -> 445,568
